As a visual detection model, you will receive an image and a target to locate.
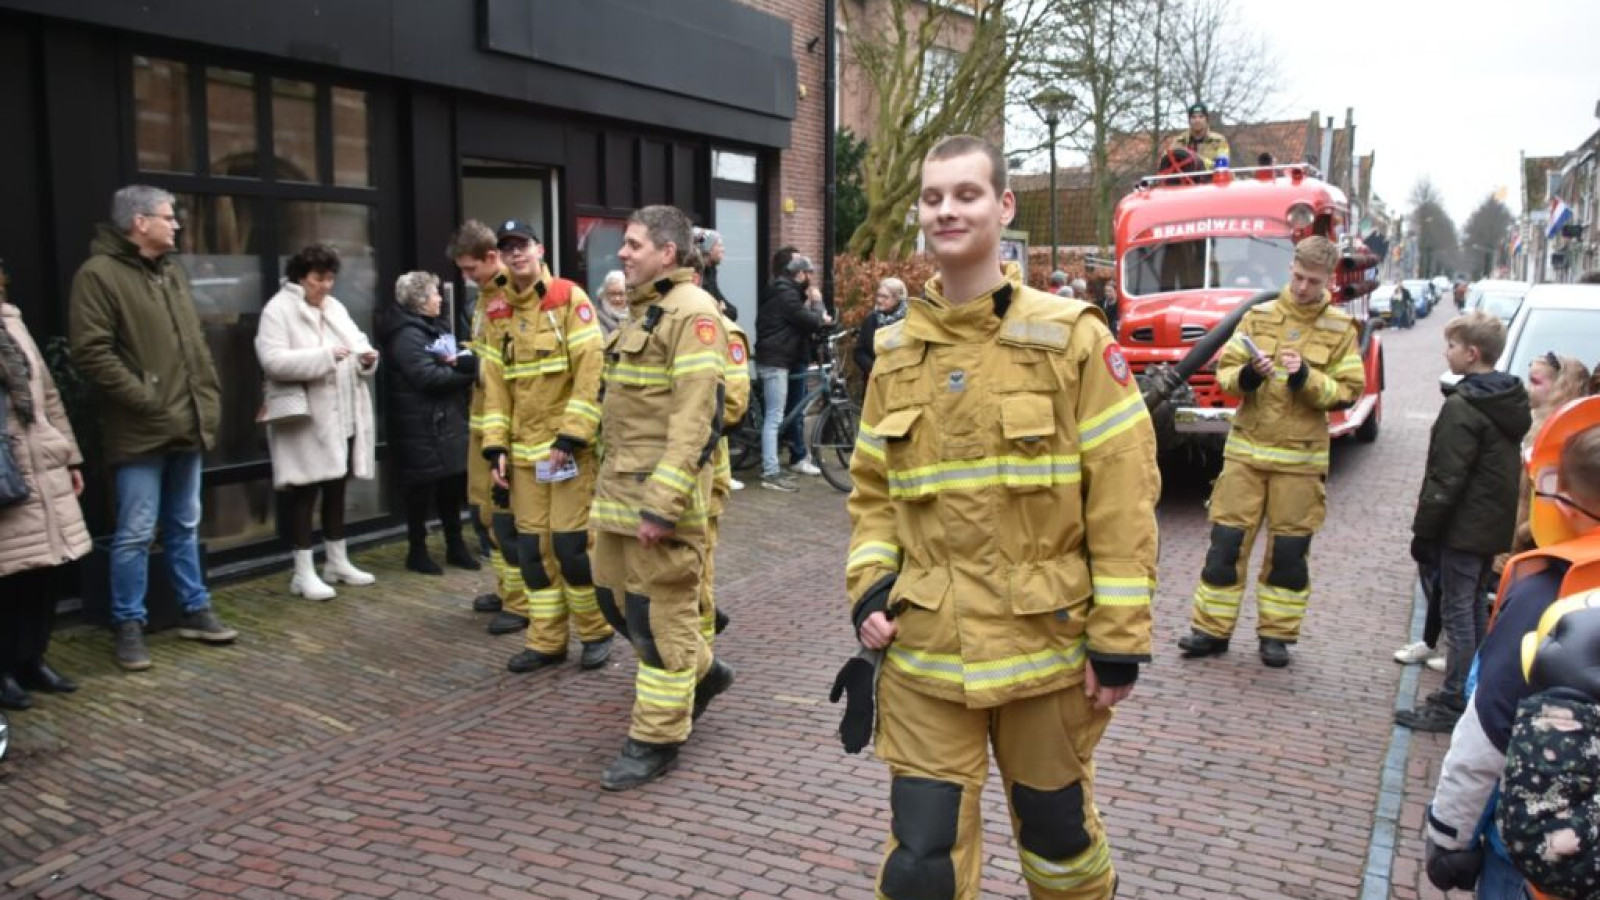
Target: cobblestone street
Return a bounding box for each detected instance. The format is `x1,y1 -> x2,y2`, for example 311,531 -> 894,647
2,309 -> 1471,900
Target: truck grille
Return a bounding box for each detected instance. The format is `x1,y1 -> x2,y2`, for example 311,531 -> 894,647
1129,327 -> 1154,343
1180,324 -> 1209,342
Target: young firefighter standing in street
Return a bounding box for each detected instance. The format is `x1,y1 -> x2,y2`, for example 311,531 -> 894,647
839,135 -> 1159,900
591,205 -> 735,791
1177,236 -> 1364,668
449,221 -> 528,632
479,220 -> 614,675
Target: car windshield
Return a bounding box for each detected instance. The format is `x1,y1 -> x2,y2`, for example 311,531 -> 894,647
1504,308 -> 1600,380
1123,235 -> 1293,296
1479,292 -> 1524,321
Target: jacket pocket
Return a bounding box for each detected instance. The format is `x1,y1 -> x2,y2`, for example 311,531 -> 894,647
1000,394 -> 1055,449
1008,555 -> 1092,625
872,407 -> 932,503
606,442 -> 663,475
892,562 -> 949,613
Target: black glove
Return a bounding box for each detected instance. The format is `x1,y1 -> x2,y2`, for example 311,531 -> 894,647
1424,837 -> 1481,891
829,647 -> 883,754
1237,364 -> 1265,392
1410,536 -> 1439,566
1286,364 -> 1309,391
492,482 -> 510,510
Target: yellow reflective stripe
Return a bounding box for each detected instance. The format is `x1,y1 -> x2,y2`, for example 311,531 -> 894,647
672,351 -> 723,379
567,325 -> 602,347
526,587 -> 566,618
1317,373 -> 1340,405
855,430 -> 886,462
1078,393 -> 1146,453
1223,433 -> 1328,468
635,664 -> 696,708
1193,582 -> 1242,617
888,455 -> 1081,499
1092,575 -> 1154,607
565,584 -> 599,614
649,464 -> 697,496
847,541 -> 902,573
1257,583 -> 1309,616
605,361 -> 671,387
1020,840 -> 1111,891
565,398 -> 601,426
505,356 -> 571,379
1333,354 -> 1364,375
724,362 -> 751,380
886,640 -> 1087,692
474,343 -> 505,365
471,413 -> 510,430
590,499 -> 707,530
511,440 -> 554,462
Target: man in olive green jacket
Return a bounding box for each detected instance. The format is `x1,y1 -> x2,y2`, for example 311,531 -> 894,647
69,185 -> 237,672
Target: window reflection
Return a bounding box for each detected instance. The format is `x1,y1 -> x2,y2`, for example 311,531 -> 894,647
133,56 -> 193,173
207,68 -> 258,178
331,87 -> 371,188
271,78 -> 320,183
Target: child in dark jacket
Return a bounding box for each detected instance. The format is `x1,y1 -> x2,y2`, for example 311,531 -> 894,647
1397,311 -> 1531,732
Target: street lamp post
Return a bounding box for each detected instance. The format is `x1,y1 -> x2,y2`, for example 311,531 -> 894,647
1030,89 -> 1073,274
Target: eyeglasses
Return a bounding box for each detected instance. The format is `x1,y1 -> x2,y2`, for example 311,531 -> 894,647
1535,489 -> 1600,522
139,212 -> 180,225
498,241 -> 534,257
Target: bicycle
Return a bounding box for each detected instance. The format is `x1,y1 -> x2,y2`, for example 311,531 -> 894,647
727,331 -> 861,493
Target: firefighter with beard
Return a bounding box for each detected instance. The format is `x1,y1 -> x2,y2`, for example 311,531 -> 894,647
1177,235 -> 1364,668
480,220 -> 613,675
591,205 -> 735,792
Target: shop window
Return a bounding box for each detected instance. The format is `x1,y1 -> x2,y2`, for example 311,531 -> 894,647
206,68 -> 258,178
713,198 -> 759,323
331,87 -> 371,188
271,79 -> 321,183
578,216 -> 628,300
132,56 -> 193,173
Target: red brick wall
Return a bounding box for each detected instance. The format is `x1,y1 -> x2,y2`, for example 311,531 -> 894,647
740,0 -> 827,268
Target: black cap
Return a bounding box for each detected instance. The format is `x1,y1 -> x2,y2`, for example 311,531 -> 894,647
1188,102 -> 1208,117
496,219 -> 540,245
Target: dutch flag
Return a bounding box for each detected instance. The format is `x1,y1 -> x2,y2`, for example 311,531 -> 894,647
1547,196 -> 1573,239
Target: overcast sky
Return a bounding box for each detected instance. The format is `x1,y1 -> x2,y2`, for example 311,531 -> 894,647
1231,0 -> 1600,225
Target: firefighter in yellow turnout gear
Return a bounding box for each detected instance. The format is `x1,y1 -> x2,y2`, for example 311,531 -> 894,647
479,221 -> 614,674
448,222 -> 526,632
591,206 -> 735,792
840,135 -> 1159,900
1178,236 -> 1365,668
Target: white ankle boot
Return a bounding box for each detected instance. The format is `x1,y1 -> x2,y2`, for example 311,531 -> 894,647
322,539 -> 375,586
290,548 -> 337,600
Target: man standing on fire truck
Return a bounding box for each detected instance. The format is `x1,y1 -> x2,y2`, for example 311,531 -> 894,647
480,220 -> 615,676
1178,236 -> 1365,667
1169,102 -> 1230,170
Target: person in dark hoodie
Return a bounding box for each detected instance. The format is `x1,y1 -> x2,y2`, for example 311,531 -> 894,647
1397,310 -> 1531,732
377,271 -> 479,574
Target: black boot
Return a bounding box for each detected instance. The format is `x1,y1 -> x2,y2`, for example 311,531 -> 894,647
600,738 -> 679,791
714,607 -> 730,635
580,636 -> 614,670
404,487 -> 442,575
0,674 -> 32,711
444,537 -> 481,571
1258,638 -> 1291,668
1177,629 -> 1230,658
692,660 -> 736,720
17,660 -> 77,694
406,543 -> 442,575
486,612 -> 529,635
471,592 -> 502,613
506,648 -> 567,673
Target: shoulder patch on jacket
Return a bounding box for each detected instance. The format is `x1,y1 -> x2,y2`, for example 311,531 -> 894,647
1314,308 -> 1354,332
997,319 -> 1070,350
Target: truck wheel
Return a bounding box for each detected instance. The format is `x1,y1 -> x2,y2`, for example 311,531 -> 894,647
1355,392 -> 1381,443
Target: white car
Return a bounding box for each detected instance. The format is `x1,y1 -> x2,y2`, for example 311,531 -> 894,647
1463,278 -> 1533,324
1441,283 -> 1600,389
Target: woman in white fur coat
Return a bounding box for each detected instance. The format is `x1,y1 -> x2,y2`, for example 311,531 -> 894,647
254,245 -> 379,600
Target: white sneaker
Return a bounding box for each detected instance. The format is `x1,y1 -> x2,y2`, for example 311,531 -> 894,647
1426,655 -> 1447,673
290,548 -> 337,601
1393,641 -> 1433,664
791,459 -> 822,476
729,477 -> 745,491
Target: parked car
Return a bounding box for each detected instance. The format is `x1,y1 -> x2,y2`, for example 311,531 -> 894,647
1402,278 -> 1436,318
1463,278 -> 1533,324
1431,275 -> 1452,300
1441,283 -> 1600,390
1368,283 -> 1414,328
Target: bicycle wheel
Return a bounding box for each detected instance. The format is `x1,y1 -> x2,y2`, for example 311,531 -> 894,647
810,400 -> 861,493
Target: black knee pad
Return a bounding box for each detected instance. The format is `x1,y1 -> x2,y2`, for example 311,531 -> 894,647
881,776 -> 961,900
1011,781 -> 1091,862
553,531 -> 592,586
1266,534 -> 1312,591
516,534 -> 552,590
595,586 -> 629,639
492,512 -> 520,564
624,592 -> 662,668
1202,524 -> 1247,586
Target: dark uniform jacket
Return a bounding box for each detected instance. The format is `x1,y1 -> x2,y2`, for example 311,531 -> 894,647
376,306 -> 477,485
1413,371 -> 1531,555
68,225 -> 222,465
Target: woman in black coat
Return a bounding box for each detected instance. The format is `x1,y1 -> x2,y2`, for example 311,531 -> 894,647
377,271 -> 480,574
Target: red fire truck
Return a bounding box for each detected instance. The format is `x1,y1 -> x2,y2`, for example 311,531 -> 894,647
1113,164 -> 1385,456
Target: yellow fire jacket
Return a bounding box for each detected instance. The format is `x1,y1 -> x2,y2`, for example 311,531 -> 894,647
1216,288 -> 1365,474
480,265 -> 605,466
845,264 -> 1160,709
592,269 -> 727,537
711,318 -> 752,513
467,267 -> 514,505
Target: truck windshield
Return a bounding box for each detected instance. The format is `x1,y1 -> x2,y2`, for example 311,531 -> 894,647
1123,235 -> 1294,297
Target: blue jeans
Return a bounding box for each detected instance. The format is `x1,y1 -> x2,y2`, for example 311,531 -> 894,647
111,451 -> 211,624
757,365 -> 788,478
783,369 -> 809,463
1476,848 -> 1529,899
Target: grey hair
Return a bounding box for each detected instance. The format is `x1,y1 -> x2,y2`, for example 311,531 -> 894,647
603,270 -> 626,291
628,205 -> 693,268
111,185 -> 176,233
879,277 -> 908,303
394,271 -> 440,313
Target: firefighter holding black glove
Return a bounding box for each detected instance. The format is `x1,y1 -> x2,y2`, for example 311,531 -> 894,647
479,219 -> 613,676
839,134 -> 1159,900
1177,236 -> 1364,668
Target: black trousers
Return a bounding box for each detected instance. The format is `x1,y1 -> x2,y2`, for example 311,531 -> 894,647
0,567 -> 60,672
285,476 -> 349,549
403,472 -> 466,547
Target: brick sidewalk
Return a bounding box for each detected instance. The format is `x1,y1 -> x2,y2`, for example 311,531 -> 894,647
2,312 -> 1463,900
